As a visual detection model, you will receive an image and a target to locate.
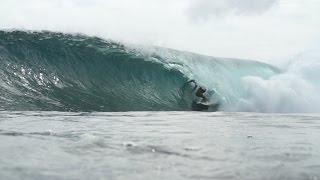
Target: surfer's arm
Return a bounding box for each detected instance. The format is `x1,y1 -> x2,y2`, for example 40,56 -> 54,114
182,79 -> 198,91
188,80 -> 198,90
187,79 -> 196,83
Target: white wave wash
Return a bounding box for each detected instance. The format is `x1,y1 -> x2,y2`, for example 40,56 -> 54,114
238,50 -> 320,113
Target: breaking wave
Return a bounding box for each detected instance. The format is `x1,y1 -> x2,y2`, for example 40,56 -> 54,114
0,30 -> 280,111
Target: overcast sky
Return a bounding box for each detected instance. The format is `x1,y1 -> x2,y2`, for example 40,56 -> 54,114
0,0 -> 319,63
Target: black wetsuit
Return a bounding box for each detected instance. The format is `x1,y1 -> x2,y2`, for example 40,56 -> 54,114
185,80 -> 210,111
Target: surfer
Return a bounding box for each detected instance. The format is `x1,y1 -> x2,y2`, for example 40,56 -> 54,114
195,86 -> 208,102
186,80 -> 208,103
183,80 -> 219,111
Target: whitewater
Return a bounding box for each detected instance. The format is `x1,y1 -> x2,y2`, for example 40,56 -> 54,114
1,30 -> 320,180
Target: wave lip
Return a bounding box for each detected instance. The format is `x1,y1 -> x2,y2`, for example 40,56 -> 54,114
0,30 -> 279,112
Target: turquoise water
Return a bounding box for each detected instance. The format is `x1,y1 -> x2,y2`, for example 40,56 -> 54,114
0,111 -> 320,180
1,30 -> 320,180
0,30 -> 279,112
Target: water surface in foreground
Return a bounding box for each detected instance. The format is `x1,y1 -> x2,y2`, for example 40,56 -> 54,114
0,111 -> 319,180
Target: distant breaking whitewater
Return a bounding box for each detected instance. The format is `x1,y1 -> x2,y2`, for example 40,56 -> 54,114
0,30 -> 280,112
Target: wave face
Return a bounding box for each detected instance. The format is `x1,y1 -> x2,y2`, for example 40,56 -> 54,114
0,30 -> 279,111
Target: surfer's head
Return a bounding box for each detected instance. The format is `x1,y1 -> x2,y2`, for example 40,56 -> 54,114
198,87 -> 206,93
196,86 -> 206,98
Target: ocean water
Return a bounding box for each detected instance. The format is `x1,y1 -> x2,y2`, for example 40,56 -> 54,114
0,30 -> 280,112
1,111 -> 320,180
1,30 -> 320,180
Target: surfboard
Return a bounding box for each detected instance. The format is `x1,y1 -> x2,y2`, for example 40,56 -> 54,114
192,102 -> 209,111
192,101 -> 219,111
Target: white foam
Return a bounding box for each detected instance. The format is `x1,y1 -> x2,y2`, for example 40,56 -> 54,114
238,50 -> 320,113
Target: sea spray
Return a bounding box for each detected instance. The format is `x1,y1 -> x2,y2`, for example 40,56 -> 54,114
239,50 -> 320,113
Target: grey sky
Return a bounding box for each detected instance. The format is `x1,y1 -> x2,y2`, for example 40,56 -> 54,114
187,0 -> 278,20
0,0 -> 319,63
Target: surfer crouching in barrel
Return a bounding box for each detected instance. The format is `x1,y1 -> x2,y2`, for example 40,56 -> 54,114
186,80 -> 211,111
186,80 -> 207,102
195,86 -> 208,102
